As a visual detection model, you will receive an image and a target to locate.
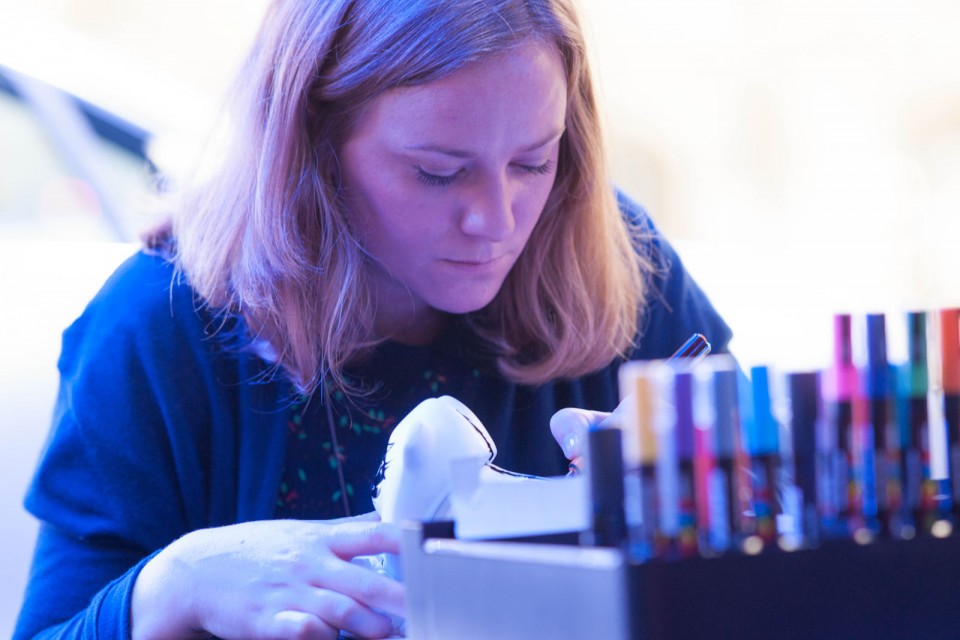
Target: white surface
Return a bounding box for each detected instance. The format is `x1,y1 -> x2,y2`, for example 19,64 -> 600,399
0,240 -> 136,637
672,235 -> 960,373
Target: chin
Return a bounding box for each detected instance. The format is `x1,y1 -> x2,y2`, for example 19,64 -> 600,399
432,289 -> 501,315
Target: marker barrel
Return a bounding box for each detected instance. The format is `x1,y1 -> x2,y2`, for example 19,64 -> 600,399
587,426 -> 627,548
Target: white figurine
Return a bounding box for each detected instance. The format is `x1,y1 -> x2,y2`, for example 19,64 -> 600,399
372,395 -> 538,526
370,396 -> 589,581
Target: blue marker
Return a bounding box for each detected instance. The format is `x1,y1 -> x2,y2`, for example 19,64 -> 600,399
861,313 -> 900,539
742,365 -> 780,552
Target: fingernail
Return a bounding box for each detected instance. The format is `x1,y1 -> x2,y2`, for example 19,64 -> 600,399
562,432 -> 580,459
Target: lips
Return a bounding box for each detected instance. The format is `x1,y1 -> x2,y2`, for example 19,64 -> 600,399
439,255 -> 509,275
446,257 -> 499,266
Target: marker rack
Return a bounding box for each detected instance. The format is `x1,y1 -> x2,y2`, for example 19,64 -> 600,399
627,535 -> 960,639
401,522 -> 960,640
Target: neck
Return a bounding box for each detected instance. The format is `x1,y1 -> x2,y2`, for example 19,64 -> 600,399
374,306 -> 450,346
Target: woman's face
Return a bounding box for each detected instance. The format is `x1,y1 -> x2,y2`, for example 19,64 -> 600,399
339,39 -> 567,343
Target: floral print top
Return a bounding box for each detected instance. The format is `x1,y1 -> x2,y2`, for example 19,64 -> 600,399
273,329 -> 486,519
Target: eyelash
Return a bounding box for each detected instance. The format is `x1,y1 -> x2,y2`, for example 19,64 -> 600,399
416,160 -> 555,187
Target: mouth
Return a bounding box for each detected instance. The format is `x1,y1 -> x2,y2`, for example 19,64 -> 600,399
439,256 -> 509,277
443,255 -> 506,267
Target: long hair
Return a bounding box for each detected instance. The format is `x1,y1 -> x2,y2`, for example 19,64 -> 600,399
160,0 -> 653,394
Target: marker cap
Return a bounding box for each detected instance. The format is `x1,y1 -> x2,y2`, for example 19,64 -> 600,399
788,371 -> 819,498
714,368 -> 739,459
834,313 -> 854,366
942,308 -> 960,393
897,311 -> 928,398
823,313 -> 857,401
747,365 -> 779,456
864,313 -> 890,399
674,370 -> 695,460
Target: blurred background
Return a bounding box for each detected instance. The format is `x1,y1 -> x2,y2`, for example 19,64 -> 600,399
1,0 -> 959,634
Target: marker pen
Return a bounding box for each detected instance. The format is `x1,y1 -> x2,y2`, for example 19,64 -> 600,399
692,356 -> 741,556
819,313 -> 858,539
782,371 -> 821,550
586,425 -> 626,548
608,334 -> 711,435
940,308 -> 960,524
616,360 -> 664,561
919,310 -> 952,535
716,363 -> 750,548
654,368 -> 681,559
860,313 -> 900,539
671,332 -> 712,362
896,311 -> 931,537
691,367 -> 717,555
742,365 -> 780,552
671,369 -> 699,559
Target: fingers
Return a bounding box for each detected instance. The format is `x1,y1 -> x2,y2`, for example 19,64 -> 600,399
325,520 -> 402,558
309,588 -> 399,638
265,589 -> 397,640
264,610 -> 337,640
549,407 -> 609,460
314,557 -> 407,620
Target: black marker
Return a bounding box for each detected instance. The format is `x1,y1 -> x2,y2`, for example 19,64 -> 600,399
586,426 -> 626,548
782,371 -> 821,550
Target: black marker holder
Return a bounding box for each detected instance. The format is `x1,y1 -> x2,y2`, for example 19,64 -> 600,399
628,535 -> 960,639
404,523 -> 960,640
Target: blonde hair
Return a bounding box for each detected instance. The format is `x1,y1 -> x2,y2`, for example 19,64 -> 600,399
160,0 -> 653,394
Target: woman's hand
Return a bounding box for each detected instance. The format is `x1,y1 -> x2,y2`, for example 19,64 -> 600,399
131,513 -> 405,640
549,407 -> 610,475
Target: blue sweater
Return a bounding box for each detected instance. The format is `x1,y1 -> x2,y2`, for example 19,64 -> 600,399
14,200 -> 732,639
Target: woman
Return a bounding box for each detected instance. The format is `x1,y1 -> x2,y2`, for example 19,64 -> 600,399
15,0 -> 732,638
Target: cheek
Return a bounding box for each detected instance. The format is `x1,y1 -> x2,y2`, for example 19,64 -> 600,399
347,170 -> 439,248
362,193 -> 441,251
515,184 -> 554,235
358,198 -> 459,277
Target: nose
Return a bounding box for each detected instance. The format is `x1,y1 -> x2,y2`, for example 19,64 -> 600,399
459,174 -> 515,242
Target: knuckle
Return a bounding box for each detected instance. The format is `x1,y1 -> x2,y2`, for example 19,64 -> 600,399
290,618 -> 326,640
355,570 -> 387,602
330,597 -> 358,626
265,611 -> 331,640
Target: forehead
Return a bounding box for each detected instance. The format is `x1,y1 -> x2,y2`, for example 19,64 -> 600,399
349,40 -> 568,149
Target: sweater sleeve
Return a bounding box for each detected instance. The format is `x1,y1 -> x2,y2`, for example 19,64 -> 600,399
13,252 -> 240,639
15,526 -> 159,640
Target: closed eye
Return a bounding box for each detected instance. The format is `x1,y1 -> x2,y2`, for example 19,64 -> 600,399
416,160 -> 554,187
416,168 -> 461,187
518,160 -> 555,176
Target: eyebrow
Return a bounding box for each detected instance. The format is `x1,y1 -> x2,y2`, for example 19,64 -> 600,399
404,127 -> 565,158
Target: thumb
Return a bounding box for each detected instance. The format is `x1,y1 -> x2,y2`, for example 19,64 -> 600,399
549,407 -> 610,460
